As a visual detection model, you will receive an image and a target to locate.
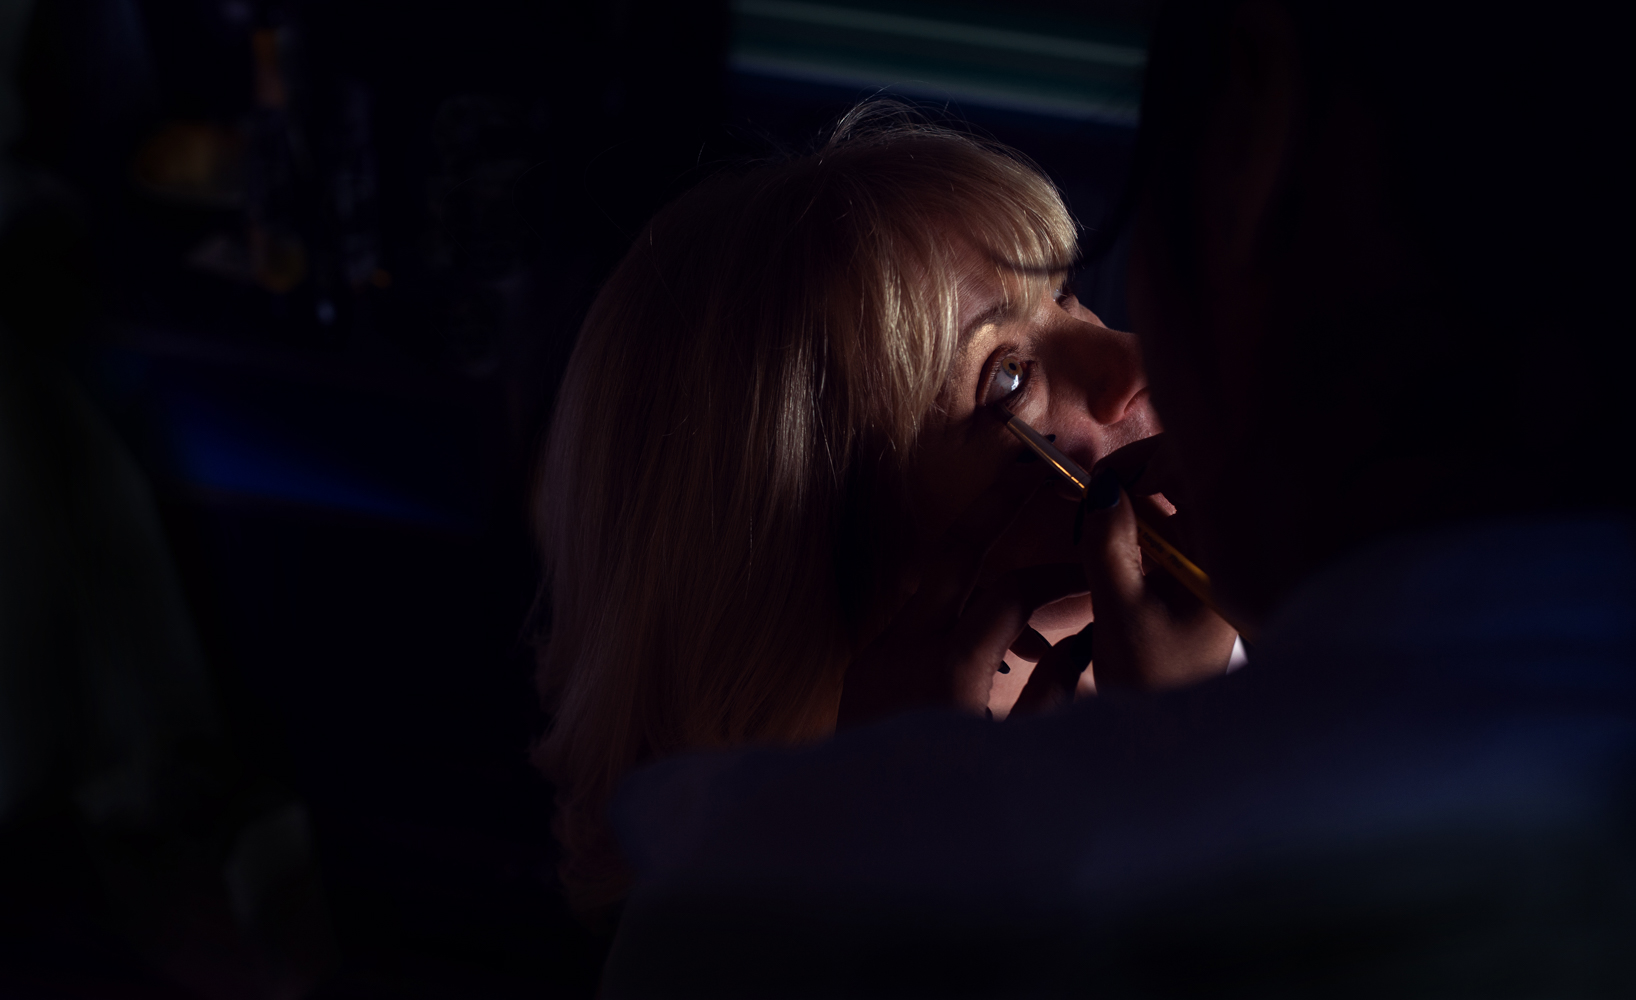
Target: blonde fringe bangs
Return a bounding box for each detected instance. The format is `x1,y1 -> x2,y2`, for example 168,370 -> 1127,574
534,101 -> 1077,913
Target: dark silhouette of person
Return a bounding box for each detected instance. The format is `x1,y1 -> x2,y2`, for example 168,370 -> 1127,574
593,0 -> 1633,994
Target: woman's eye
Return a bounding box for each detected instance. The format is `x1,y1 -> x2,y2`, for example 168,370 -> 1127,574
981,355 -> 1029,406
1054,279 -> 1077,308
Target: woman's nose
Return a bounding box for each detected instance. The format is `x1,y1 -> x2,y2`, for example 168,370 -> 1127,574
1050,314 -> 1151,429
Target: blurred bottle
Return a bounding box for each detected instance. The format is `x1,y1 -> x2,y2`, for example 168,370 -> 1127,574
332,81 -> 380,294
245,21 -> 306,297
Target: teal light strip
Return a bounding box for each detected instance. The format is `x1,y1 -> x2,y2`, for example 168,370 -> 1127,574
730,0 -> 1145,123
729,52 -> 1141,124
733,0 -> 1146,69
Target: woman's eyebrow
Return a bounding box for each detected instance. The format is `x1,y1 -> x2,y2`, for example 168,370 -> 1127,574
960,302 -> 1017,344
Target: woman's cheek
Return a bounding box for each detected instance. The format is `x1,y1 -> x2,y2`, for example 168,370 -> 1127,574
987,490 -> 1081,574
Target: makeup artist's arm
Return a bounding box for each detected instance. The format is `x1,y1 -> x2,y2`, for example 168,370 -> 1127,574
836,464 -> 1085,728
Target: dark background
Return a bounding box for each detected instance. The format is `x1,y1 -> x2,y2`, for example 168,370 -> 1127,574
0,1 -> 1149,995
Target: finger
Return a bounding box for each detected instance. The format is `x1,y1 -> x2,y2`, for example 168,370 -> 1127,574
1009,627 -> 1051,662
1012,624 -> 1093,714
952,564 -> 1089,655
1074,471 -> 1155,692
1144,491 -> 1178,516
1132,492 -> 1188,552
1088,434 -> 1167,494
1077,472 -> 1144,610
947,563 -> 1088,707
1089,433 -> 1195,505
1128,493 -> 1201,606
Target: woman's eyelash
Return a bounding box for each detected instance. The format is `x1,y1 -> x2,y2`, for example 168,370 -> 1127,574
1054,278 -> 1077,306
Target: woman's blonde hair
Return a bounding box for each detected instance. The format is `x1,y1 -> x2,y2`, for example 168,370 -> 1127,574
534,103 -> 1076,911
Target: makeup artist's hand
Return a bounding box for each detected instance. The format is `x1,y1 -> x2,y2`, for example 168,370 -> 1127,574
1073,464 -> 1238,693
836,464 -> 1087,729
1012,435 -> 1235,707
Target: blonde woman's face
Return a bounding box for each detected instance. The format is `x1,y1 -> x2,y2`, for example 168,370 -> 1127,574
906,235 -> 1160,715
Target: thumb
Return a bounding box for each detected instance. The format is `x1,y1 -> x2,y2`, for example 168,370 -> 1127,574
1076,469 -> 1151,692
1076,469 -> 1143,610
